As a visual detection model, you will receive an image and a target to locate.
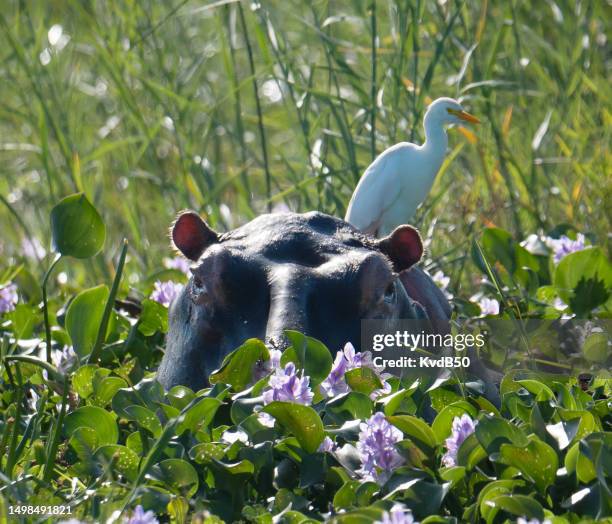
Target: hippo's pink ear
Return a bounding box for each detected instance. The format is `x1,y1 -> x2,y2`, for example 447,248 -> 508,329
172,211 -> 218,261
376,225 -> 423,272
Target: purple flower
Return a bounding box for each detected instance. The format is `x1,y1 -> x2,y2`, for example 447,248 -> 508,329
375,503 -> 418,524
320,348 -> 350,397
431,270 -> 453,300
262,362 -> 313,405
124,505 -> 159,524
51,345 -> 78,374
546,234 -> 587,263
150,281 -> 183,307
21,237 -> 46,260
471,295 -> 499,316
320,342 -> 391,400
517,519 -> 551,524
0,283 -> 18,314
253,348 -> 283,381
163,256 -> 191,275
441,414 -> 477,467
357,412 -> 404,484
318,436 -> 336,453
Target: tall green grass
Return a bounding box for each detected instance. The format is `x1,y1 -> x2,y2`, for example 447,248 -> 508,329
0,0 -> 609,294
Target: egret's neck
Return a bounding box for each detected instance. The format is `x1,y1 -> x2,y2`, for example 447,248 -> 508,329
421,115 -> 448,171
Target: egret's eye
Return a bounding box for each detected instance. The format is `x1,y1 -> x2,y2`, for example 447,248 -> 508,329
383,282 -> 396,303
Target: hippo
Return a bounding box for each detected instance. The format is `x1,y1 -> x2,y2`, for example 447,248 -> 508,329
157,211 -> 453,391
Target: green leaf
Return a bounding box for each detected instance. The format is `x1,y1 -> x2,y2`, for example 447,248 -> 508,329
388,415 -> 436,450
432,401 -> 477,444
475,414 -> 528,453
210,338 -> 269,391
65,285 -> 109,357
138,298 -> 168,336
262,401 -> 324,453
480,227 -> 516,275
499,437 -> 558,492
72,365 -> 99,398
489,494 -> 544,520
582,332 -> 608,362
327,392 -> 373,421
189,443 -> 225,464
345,367 -> 383,395
150,458 -> 199,497
178,397 -> 223,434
92,375 -> 127,407
50,193 -> 105,258
456,433 -> 487,470
64,406 -> 118,446
94,444 -> 139,481
553,247 -> 611,309
167,386 -> 196,410
124,405 -> 162,438
282,331 -> 333,385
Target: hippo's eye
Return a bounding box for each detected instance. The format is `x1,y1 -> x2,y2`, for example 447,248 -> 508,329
191,275 -> 208,299
383,282 -> 396,303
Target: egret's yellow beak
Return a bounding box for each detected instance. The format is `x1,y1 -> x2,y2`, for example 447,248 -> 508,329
447,108 -> 481,124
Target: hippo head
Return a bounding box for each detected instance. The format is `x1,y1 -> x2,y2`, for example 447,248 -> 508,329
157,211 -> 437,390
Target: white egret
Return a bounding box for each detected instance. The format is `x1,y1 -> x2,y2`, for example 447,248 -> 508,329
345,97 -> 480,237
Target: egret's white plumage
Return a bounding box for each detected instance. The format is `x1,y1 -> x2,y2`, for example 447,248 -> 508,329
345,97 -> 479,237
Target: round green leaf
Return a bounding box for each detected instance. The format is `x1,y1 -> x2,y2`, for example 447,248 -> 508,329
475,414 -> 528,454
582,333 -> 608,363
178,397 -> 222,434
95,444 -> 139,481
65,285 -> 109,357
388,415 -> 436,450
150,458 -> 199,497
209,338 -> 269,391
283,330 -> 333,385
499,437 -> 558,492
124,405 -> 162,438
189,443 -> 226,464
64,406 -> 118,446
262,401 -> 324,453
490,494 -> 544,520
432,401 -> 477,443
51,193 -> 105,258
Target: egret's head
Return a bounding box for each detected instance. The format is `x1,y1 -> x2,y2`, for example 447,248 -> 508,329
425,97 -> 480,126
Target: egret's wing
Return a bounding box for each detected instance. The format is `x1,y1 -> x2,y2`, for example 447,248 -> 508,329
345,149 -> 403,235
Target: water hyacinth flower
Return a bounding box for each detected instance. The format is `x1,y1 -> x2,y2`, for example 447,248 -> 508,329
0,282 -> 18,314
545,233 -> 587,263
357,412 -> 404,484
318,436 -> 336,453
21,236 -> 47,259
253,348 -> 283,381
375,503 -> 418,524
320,348 -> 350,397
431,269 -> 453,300
441,414 -> 477,467
320,342 -> 390,399
150,281 -> 183,307
163,256 -> 191,275
470,295 -> 499,317
262,362 -> 313,405
124,505 -> 159,524
51,345 -> 78,375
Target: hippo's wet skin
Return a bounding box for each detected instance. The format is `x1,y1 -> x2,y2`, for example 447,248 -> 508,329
157,211 -> 453,391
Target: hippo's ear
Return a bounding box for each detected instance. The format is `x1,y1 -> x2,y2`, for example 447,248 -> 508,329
376,225 -> 423,272
171,211 -> 219,261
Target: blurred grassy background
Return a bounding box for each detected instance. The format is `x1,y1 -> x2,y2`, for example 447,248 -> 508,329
0,0 -> 609,294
